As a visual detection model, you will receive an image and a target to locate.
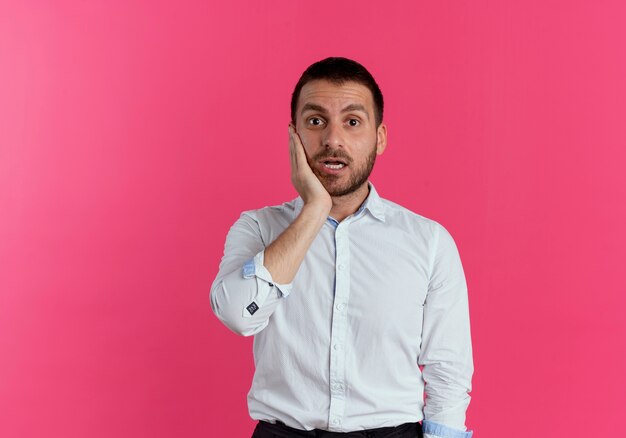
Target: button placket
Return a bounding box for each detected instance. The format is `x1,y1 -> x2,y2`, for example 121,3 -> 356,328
327,222 -> 350,431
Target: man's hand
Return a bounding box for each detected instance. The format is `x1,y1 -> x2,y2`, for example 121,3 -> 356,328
254,125 -> 331,284
289,124 -> 332,210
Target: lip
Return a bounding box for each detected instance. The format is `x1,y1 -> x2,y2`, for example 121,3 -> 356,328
318,160 -> 348,175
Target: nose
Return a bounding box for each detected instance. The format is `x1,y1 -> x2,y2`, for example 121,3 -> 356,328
322,121 -> 344,149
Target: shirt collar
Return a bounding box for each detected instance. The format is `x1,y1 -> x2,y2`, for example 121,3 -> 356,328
292,181 -> 386,223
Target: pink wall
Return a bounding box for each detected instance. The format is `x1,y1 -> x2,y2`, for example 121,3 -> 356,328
1,1 -> 625,436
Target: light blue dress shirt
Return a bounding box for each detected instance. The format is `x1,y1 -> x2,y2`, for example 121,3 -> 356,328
211,182 -> 473,437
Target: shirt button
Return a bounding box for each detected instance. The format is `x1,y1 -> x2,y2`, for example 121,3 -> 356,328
336,303 -> 346,311
333,383 -> 343,391
333,344 -> 341,350
332,418 -> 341,425
268,282 -> 274,287
337,264 -> 345,271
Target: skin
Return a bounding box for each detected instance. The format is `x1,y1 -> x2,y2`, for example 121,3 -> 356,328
264,80 -> 387,284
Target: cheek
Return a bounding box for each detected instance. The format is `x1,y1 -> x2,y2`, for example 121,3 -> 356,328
351,130 -> 375,145
298,132 -> 318,153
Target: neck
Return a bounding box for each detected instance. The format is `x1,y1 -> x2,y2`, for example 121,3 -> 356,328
329,182 -> 370,222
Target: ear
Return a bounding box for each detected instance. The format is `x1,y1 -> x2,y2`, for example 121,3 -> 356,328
375,122 -> 388,155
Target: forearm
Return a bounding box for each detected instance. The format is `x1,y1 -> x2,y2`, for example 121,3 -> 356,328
263,202 -> 329,284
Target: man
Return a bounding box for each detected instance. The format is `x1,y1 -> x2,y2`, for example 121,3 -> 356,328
210,57 -> 473,438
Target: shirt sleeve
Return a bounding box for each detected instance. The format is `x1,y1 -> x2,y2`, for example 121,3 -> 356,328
210,211 -> 293,337
418,223 -> 474,436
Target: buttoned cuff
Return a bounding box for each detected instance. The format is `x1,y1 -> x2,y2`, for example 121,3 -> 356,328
241,250 -> 293,318
423,420 -> 473,438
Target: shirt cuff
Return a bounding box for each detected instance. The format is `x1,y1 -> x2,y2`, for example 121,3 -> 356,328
241,250 -> 293,318
423,420 -> 473,438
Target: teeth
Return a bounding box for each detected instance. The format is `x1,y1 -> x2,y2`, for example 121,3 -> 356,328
324,163 -> 345,169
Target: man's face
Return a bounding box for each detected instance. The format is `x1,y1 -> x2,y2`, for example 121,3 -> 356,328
294,80 -> 387,197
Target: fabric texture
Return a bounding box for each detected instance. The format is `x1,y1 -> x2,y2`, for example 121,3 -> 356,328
211,182 -> 473,437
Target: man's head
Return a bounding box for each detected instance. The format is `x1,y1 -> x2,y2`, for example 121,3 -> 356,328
290,57 -> 387,198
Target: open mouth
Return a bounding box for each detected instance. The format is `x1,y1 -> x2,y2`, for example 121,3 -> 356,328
321,158 -> 348,170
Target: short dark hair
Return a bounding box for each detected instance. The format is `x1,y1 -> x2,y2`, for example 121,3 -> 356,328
291,57 -> 384,126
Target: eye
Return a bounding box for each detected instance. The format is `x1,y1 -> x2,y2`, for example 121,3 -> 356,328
307,117 -> 325,127
348,119 -> 360,127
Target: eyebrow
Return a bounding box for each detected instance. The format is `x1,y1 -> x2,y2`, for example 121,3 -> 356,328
301,103 -> 370,120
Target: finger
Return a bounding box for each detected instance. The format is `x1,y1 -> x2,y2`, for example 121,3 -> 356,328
288,125 -> 297,168
289,126 -> 308,166
289,125 -> 302,166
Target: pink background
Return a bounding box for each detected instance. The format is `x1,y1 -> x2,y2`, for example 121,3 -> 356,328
1,1 -> 625,437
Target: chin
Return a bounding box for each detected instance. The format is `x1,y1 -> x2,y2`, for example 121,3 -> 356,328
326,183 -> 363,197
